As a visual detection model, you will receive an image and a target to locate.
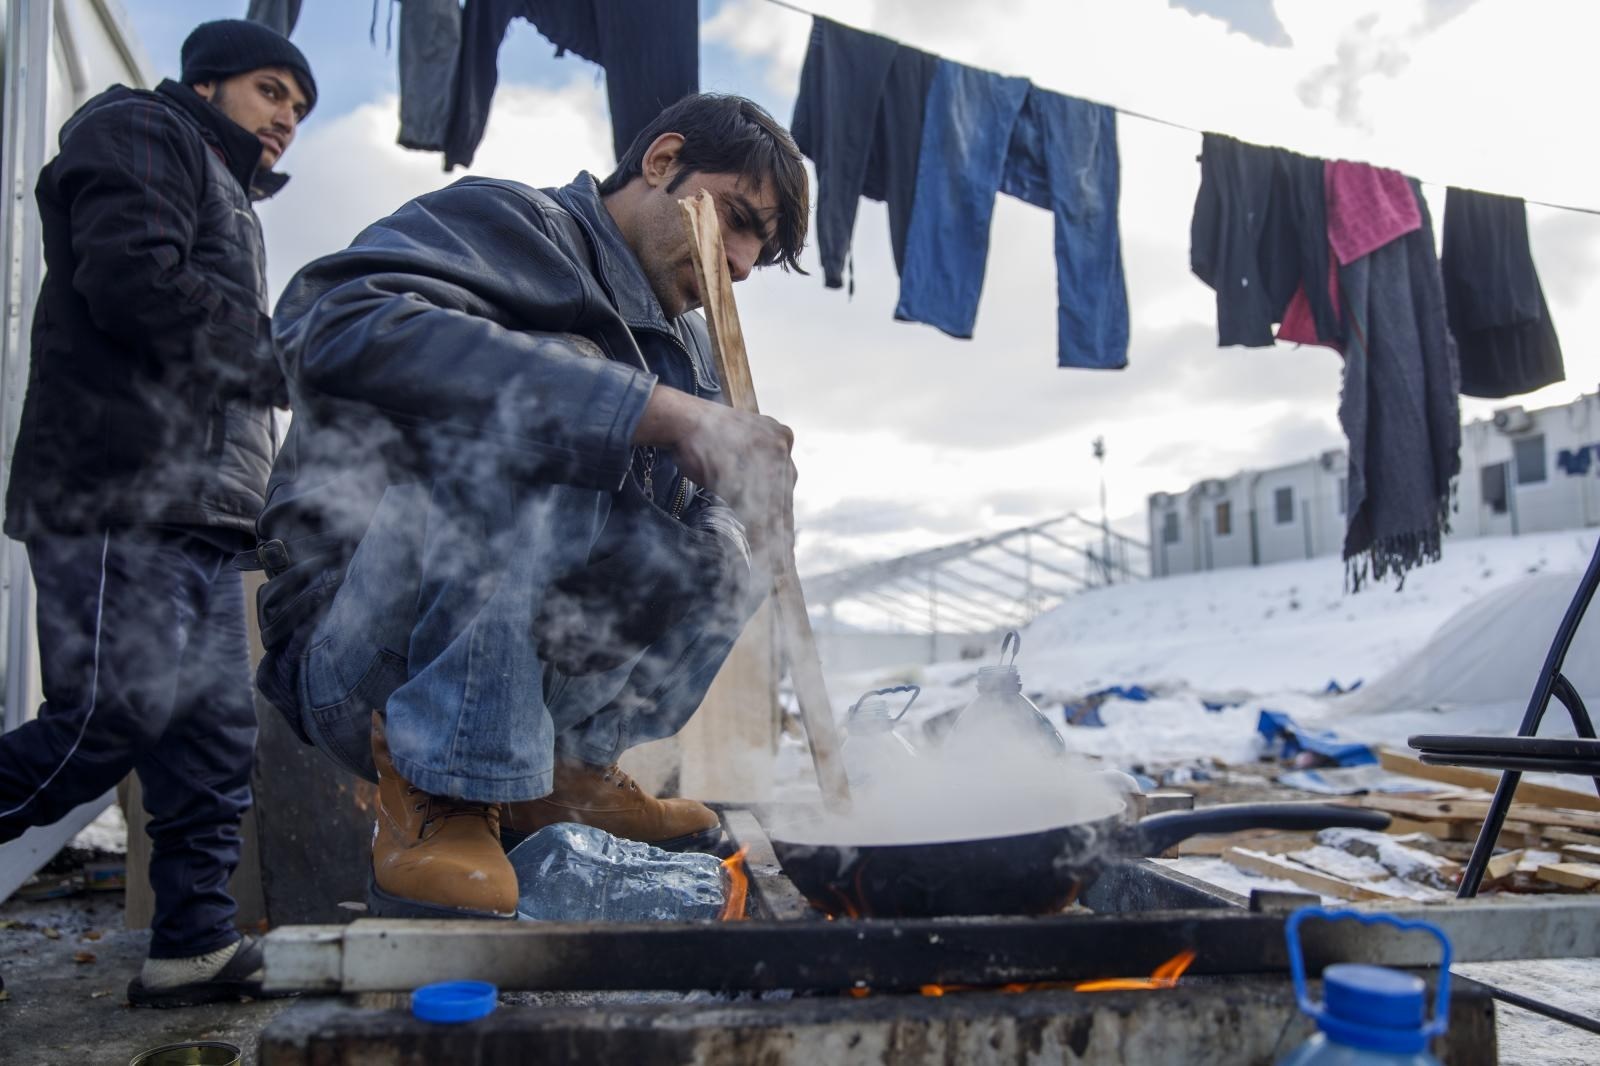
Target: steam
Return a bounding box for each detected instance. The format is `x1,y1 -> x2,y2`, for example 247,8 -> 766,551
769,735 -> 1126,847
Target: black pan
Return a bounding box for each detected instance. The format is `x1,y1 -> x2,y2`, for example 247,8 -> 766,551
767,801 -> 1391,918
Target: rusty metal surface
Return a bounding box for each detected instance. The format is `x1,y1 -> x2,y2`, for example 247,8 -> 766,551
259,977 -> 1497,1066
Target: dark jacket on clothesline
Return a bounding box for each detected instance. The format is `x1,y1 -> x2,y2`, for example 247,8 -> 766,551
5,81 -> 287,542
790,16 -> 936,288
443,0 -> 698,168
1189,132 -> 1338,348
1441,187 -> 1564,399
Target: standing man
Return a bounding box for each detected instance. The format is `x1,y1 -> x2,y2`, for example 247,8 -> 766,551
251,93 -> 807,920
0,20 -> 315,1006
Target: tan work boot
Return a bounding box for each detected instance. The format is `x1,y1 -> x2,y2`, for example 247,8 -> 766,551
368,713 -> 518,920
502,760 -> 724,853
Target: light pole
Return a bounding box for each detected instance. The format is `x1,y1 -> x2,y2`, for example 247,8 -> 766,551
1093,436 -> 1110,584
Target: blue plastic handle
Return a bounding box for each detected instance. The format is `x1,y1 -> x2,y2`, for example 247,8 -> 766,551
847,684 -> 920,723
1285,907 -> 1452,1040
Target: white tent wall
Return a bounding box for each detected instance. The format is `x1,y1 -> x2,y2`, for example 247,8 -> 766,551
0,0 -> 150,900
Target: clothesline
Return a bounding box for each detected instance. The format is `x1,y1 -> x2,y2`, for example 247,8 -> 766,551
760,0 -> 1600,218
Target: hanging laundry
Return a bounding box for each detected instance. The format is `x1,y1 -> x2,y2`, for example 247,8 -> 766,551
894,60 -> 1128,370
1278,159 -> 1420,349
1441,188 -> 1565,399
1557,446 -> 1595,477
246,0 -> 302,37
1190,134 -> 1334,348
791,18 -> 937,288
1338,181 -> 1460,589
398,0 -> 462,152
444,0 -> 698,169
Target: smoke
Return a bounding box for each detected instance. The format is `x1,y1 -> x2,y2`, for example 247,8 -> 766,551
769,735 -> 1125,847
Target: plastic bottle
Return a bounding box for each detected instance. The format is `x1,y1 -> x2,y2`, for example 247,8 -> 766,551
944,632 -> 1067,757
1278,908 -> 1451,1066
507,823 -> 726,921
841,685 -> 922,791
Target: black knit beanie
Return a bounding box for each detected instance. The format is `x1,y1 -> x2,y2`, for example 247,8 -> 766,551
180,19 -> 318,118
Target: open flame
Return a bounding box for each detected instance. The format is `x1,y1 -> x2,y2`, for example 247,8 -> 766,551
915,949 -> 1197,998
718,845 -> 750,921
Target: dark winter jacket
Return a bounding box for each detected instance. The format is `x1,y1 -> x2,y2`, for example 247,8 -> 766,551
4,80 -> 288,542
252,172 -> 725,661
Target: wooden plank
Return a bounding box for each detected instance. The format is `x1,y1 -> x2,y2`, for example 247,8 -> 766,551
679,190 -> 849,811
1222,847 -> 1398,901
1177,831 -> 1312,858
677,602 -> 779,802
1537,863 -> 1600,890
1358,795 -> 1600,834
1561,843 -> 1600,865
1486,849 -> 1524,883
1380,748 -> 1600,812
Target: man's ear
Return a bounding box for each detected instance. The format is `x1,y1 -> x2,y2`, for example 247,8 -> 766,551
191,80 -> 217,102
640,132 -> 686,189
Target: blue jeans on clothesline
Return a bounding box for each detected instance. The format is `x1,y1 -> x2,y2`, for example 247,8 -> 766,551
896,59 -> 1129,370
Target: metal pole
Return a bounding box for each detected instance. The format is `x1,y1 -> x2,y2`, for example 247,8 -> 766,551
1093,437 -> 1111,585
1,0 -> 53,734
927,569 -> 937,662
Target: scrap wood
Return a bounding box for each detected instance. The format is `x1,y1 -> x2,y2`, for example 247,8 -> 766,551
678,190 -> 850,811
1316,829 -> 1461,890
1378,748 -> 1600,812
1356,795 -> 1600,834
1177,830 -> 1311,857
1485,849 -> 1524,884
1543,826 -> 1600,847
1535,863 -> 1600,891
1222,847 -> 1400,901
1561,843 -> 1600,865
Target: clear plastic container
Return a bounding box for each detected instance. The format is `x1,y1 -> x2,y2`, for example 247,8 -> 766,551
841,685 -> 922,791
507,822 -> 725,922
944,632 -> 1067,757
1278,909 -> 1450,1066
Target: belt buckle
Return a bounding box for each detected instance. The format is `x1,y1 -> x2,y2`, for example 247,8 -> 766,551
258,539 -> 291,575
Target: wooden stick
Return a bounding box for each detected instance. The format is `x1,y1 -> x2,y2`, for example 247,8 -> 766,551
1378,748 -> 1600,812
678,190 -> 851,811
1357,795 -> 1600,834
1221,847 -> 1398,901
1535,862 -> 1600,890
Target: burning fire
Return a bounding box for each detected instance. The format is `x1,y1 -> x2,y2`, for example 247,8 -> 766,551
915,949 -> 1197,998
718,846 -> 750,921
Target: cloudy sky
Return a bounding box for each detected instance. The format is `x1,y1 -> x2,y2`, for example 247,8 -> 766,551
122,0 -> 1600,576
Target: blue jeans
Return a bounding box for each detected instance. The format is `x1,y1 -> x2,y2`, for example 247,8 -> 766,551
0,529 -> 255,958
895,60 -> 1129,370
290,479 -> 753,803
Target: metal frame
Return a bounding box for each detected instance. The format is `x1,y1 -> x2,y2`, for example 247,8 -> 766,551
1454,536 -> 1600,896
805,513 -> 1150,637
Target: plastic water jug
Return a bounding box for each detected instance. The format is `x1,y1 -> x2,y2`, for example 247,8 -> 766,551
945,632 -> 1067,757
1277,908 -> 1451,1066
842,684 -> 922,791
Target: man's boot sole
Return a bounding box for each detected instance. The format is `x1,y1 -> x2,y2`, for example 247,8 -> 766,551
500,823 -> 725,855
366,867 -> 517,921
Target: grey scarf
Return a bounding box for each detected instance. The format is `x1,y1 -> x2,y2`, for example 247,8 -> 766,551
1338,181 -> 1461,590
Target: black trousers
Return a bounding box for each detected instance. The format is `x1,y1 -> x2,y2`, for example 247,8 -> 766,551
0,528 -> 255,957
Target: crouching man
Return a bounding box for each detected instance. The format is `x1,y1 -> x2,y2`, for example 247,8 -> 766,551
248,94 -> 808,919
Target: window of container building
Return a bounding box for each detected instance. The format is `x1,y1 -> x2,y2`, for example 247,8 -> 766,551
1163,511 -> 1180,543
1274,486 -> 1295,525
1514,434 -> 1547,485
1215,501 -> 1232,536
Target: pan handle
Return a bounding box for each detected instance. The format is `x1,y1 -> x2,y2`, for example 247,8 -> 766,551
1126,802 -> 1392,857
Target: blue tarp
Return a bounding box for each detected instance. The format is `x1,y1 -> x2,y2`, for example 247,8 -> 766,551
1256,709 -> 1376,767
1062,684 -> 1153,728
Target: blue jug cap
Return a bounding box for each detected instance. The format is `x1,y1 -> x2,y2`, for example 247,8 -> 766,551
1319,964 -> 1428,1053
412,980 -> 498,1024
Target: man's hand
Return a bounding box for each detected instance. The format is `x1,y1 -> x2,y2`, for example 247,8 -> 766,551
635,384 -> 796,552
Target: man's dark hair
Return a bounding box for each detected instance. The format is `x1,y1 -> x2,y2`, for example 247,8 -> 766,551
599,93 -> 809,273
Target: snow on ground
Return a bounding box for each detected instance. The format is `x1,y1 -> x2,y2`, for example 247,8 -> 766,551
829,531 -> 1600,776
